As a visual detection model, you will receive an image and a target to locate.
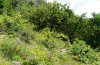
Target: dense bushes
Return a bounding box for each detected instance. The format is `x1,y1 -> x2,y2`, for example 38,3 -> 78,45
29,2 -> 100,49
29,3 -> 75,32
70,39 -> 100,64
0,0 -> 100,48
29,3 -> 82,43
86,13 -> 100,48
0,37 -> 22,59
0,0 -> 100,65
0,32 -> 72,65
0,0 -> 4,14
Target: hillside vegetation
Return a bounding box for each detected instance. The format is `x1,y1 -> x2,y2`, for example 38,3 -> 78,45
0,0 -> 100,65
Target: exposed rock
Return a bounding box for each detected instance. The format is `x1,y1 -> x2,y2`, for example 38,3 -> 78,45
0,35 -> 6,41
12,61 -> 21,65
61,48 -> 67,53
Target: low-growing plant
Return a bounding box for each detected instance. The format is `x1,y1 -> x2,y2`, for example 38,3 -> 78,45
0,37 -> 22,59
70,39 -> 99,64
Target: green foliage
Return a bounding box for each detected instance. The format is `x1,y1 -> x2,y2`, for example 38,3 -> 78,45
0,57 -> 11,65
0,15 -> 20,33
85,13 -> 100,48
70,39 -> 99,64
0,37 -> 22,59
29,2 -> 88,44
35,0 -> 46,6
0,0 -> 100,65
0,0 -> 4,14
30,3 -> 73,31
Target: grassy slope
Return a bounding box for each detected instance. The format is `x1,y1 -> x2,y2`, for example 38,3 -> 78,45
0,30 -> 94,65
0,15 -> 99,65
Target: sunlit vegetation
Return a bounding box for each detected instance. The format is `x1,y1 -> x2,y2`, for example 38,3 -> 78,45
0,0 -> 100,65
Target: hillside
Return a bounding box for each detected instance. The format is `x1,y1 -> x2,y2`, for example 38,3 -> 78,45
0,15 -> 100,65
0,0 -> 100,65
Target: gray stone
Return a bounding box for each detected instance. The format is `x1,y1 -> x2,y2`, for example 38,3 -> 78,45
12,61 -> 21,65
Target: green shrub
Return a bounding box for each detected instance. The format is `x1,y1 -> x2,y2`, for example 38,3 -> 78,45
22,44 -> 49,65
70,39 -> 99,64
0,0 -> 4,14
0,37 -> 22,59
0,57 -> 11,65
0,15 -> 20,33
